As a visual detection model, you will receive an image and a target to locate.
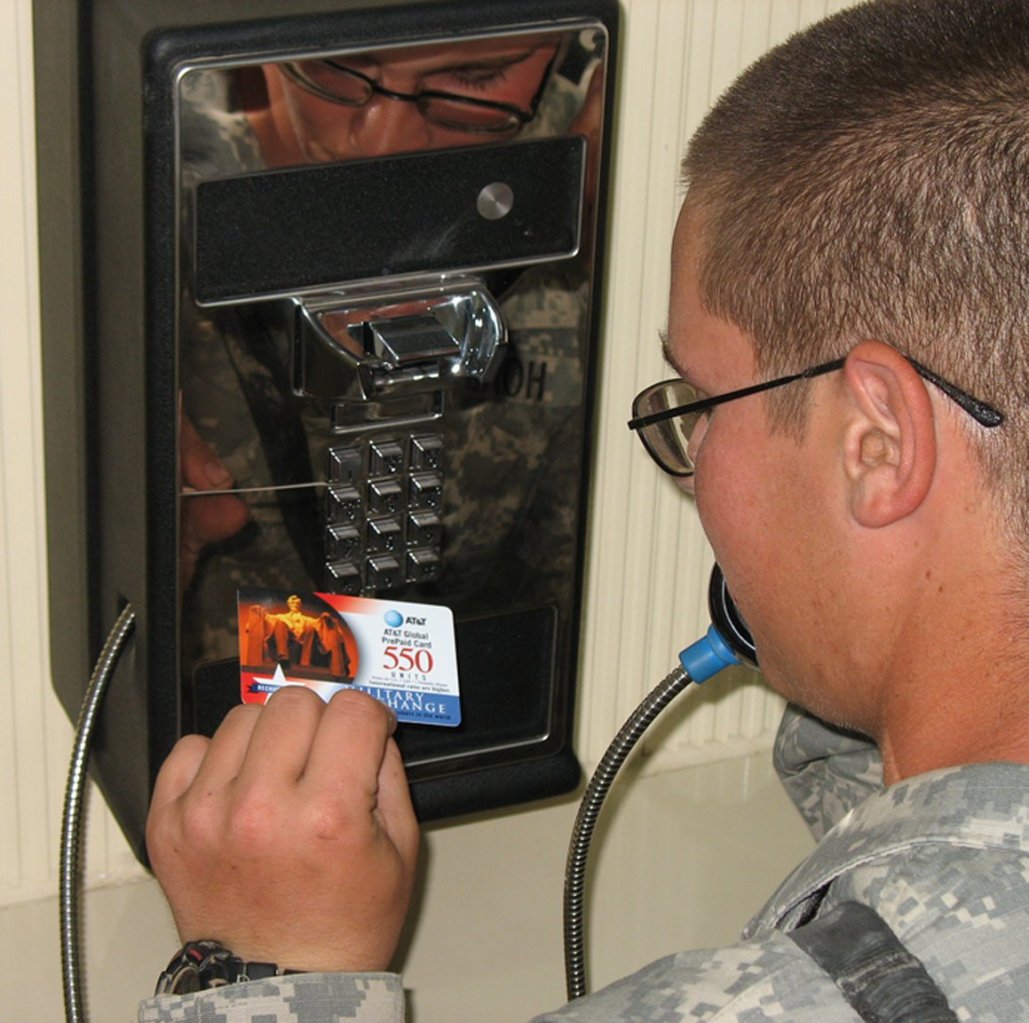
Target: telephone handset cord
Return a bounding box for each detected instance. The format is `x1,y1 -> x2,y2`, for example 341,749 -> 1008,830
563,566 -> 755,1001
562,661 -> 695,1001
60,603 -> 136,1023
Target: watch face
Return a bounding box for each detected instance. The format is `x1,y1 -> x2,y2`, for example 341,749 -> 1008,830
168,964 -> 202,994
157,940 -> 289,993
157,940 -> 233,995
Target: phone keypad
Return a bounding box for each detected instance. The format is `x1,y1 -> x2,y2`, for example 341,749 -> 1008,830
325,432 -> 444,595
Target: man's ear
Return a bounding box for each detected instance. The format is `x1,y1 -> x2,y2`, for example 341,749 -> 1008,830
841,340 -> 936,528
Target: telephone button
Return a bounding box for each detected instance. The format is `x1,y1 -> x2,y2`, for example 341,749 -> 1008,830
406,548 -> 441,583
326,559 -> 362,595
367,555 -> 402,590
327,484 -> 362,523
327,524 -> 360,561
409,472 -> 443,510
407,511 -> 441,547
328,445 -> 363,484
411,434 -> 444,471
369,479 -> 402,515
367,517 -> 401,553
369,439 -> 405,477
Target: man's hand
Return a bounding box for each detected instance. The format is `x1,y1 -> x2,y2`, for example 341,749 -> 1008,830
179,412 -> 250,590
146,687 -> 420,973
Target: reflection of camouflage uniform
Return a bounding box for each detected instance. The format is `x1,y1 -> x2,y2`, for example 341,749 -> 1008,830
140,709 -> 1029,1021
428,265 -> 586,608
178,68 -> 592,672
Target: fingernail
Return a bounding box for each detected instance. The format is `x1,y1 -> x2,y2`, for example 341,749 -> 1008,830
204,459 -> 233,488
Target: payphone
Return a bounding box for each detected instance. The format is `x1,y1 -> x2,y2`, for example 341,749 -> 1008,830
36,0 -> 618,862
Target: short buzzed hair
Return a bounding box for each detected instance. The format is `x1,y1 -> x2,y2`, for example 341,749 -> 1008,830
682,0 -> 1029,538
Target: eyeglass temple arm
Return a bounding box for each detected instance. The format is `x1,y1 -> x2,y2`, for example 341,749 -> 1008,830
627,359 -> 845,432
906,358 -> 1003,427
628,355 -> 1003,432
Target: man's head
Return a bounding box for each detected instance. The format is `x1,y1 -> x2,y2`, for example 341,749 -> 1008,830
679,0 -> 1029,544
656,0 -> 1029,762
258,36 -> 560,165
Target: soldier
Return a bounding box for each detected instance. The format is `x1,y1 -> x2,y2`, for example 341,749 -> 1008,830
143,2 -> 1029,1021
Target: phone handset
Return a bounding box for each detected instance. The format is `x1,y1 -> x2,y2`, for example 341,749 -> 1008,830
679,563 -> 757,680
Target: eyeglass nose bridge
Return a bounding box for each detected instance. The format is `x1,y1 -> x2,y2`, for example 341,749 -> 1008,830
307,62 -> 433,110
352,67 -> 426,108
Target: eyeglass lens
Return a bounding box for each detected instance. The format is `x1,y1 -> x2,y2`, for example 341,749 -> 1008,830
632,380 -> 703,476
293,61 -> 370,104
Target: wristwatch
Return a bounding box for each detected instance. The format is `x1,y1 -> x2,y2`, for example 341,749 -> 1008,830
156,939 -> 302,994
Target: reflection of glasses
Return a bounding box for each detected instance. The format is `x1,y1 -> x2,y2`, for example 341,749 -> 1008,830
629,356 -> 1004,478
279,57 -> 550,135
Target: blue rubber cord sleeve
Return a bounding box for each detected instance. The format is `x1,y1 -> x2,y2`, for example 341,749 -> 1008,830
678,624 -> 740,683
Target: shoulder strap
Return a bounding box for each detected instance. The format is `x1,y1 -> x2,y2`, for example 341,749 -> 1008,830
787,901 -> 958,1023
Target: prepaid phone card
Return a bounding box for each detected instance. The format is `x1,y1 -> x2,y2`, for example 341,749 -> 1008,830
237,586 -> 461,726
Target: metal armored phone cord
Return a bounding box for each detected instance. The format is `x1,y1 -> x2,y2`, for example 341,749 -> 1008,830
60,603 -> 136,1023
563,566 -> 757,1001
563,661 -> 694,1000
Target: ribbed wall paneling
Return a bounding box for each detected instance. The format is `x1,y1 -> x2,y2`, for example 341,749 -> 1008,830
577,0 -> 855,774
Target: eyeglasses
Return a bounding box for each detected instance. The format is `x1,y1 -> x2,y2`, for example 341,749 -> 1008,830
279,57 -> 550,135
628,356 -> 1004,478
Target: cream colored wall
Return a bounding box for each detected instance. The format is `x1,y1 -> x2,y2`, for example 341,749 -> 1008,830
0,1 -> 856,1021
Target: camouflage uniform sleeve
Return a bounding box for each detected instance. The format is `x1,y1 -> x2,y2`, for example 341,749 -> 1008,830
772,704 -> 883,840
138,973 -> 405,1023
529,935 -> 857,1022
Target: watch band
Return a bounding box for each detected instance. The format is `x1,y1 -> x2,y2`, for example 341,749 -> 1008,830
156,939 -> 303,995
